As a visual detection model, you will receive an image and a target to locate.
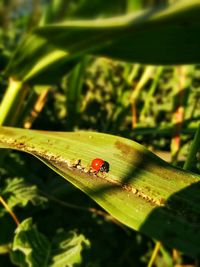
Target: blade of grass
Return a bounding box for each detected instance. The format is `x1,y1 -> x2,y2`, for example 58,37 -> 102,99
130,66 -> 156,127
140,66 -> 164,120
0,78 -> 28,126
183,123 -> 200,171
65,57 -> 88,130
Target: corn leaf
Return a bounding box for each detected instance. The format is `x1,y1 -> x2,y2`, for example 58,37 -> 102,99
6,0 -> 200,83
0,126 -> 200,257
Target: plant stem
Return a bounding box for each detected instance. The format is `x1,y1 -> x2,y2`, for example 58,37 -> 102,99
23,87 -> 49,129
170,66 -> 194,164
183,123 -> 200,171
148,241 -> 161,267
0,78 -> 28,126
0,196 -> 20,226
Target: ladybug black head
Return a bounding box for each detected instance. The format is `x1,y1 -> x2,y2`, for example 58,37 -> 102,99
100,161 -> 110,172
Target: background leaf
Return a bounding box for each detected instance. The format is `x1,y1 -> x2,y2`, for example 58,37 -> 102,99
1,177 -> 47,214
11,218 -> 90,267
6,0 -> 200,83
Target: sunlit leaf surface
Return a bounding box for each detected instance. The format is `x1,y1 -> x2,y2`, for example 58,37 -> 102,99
0,126 -> 200,257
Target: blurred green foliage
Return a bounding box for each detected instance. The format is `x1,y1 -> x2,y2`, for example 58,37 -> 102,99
0,0 -> 199,266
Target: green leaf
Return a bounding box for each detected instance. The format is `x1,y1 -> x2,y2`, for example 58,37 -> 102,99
1,177 -> 47,214
49,230 -> 90,267
41,0 -> 127,24
11,218 -> 90,267
0,126 -> 200,257
65,57 -> 89,129
6,0 -> 200,83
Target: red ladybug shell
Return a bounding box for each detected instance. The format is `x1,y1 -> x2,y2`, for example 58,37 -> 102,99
91,158 -> 110,172
91,158 -> 104,171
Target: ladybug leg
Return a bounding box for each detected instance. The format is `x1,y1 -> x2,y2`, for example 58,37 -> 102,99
90,169 -> 98,176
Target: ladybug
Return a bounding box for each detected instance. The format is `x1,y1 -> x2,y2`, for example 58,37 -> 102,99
91,158 -> 110,173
